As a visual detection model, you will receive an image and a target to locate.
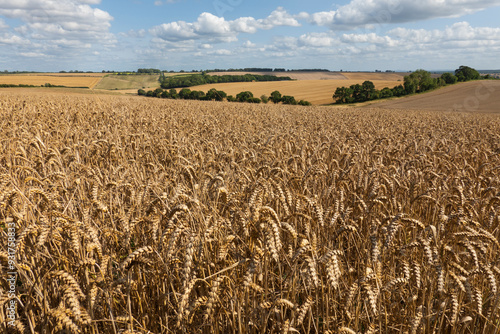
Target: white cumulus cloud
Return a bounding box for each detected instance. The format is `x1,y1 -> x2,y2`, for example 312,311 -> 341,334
150,7 -> 300,43
0,0 -> 115,46
298,33 -> 336,47
307,0 -> 500,30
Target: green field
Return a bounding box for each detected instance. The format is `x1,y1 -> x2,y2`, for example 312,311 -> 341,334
94,74 -> 161,90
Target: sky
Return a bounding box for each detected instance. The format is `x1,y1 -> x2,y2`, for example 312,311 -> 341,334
0,0 -> 499,72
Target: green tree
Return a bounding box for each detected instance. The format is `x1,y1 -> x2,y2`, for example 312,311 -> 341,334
260,95 -> 269,104
154,88 -> 164,98
441,72 -> 458,84
137,89 -> 146,96
189,90 -> 205,100
169,89 -> 179,99
206,88 -> 227,101
404,74 -> 418,94
391,85 -> 406,97
405,69 -> 434,93
379,87 -> 393,99
269,90 -> 282,103
350,84 -> 363,102
179,88 -> 192,99
361,81 -> 376,100
333,87 -> 354,104
281,95 -> 297,105
455,66 -> 480,82
236,91 -> 254,102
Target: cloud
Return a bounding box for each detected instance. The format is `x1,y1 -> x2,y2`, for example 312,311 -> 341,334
242,40 -> 256,48
210,49 -> 232,55
119,29 -> 146,38
19,51 -> 46,57
307,0 -> 500,30
388,22 -> 500,46
150,7 -> 300,43
334,21 -> 500,57
259,7 -> 301,28
298,33 -> 336,47
0,18 -> 8,30
0,0 -> 115,46
257,21 -> 500,69
0,33 -> 31,45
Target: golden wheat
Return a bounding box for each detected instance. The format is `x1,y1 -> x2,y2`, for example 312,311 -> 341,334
0,91 -> 499,333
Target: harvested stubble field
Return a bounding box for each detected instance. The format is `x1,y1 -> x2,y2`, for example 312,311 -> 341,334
0,74 -> 104,89
371,81 -> 500,113
94,75 -> 161,91
1,91 -> 500,333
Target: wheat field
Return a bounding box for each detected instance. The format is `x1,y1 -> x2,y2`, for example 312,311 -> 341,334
0,75 -> 104,89
0,91 -> 499,333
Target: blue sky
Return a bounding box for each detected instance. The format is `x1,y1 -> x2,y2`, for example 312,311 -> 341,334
0,0 -> 499,71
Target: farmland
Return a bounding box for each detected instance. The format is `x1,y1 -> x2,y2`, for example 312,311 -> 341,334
94,74 -> 161,91
193,79 -> 402,105
1,90 -> 499,333
371,80 -> 500,113
180,71 -> 405,105
0,71 -> 408,105
208,71 -> 349,80
0,73 -> 105,89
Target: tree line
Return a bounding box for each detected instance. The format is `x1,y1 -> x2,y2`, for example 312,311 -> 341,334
137,68 -> 161,74
0,83 -> 84,88
160,73 -> 293,89
333,66 -> 491,104
0,84 -> 38,88
204,68 -> 331,73
138,87 -> 311,105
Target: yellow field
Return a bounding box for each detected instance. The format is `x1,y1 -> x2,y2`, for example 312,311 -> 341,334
341,72 -> 408,81
195,79 -> 403,104
22,73 -> 106,77
208,71 -> 348,80
0,74 -> 104,88
1,90 -> 500,333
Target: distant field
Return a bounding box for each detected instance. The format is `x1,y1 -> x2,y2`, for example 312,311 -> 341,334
371,81 -> 500,113
341,72 -> 408,81
193,79 -> 402,105
94,74 -> 161,90
207,71 -> 409,81
15,73 -> 106,77
208,71 -> 348,80
0,87 -> 122,96
78,71 -> 409,102
0,74 -> 103,88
